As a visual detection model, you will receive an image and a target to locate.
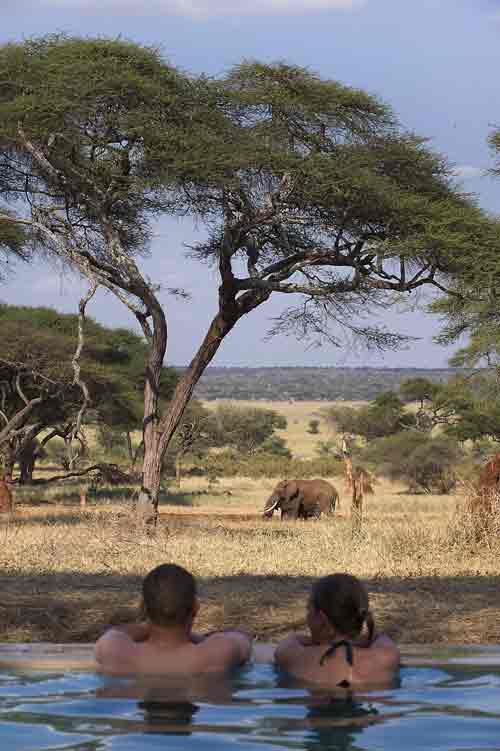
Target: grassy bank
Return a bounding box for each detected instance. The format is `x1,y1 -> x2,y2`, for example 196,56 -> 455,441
2,475 -> 499,646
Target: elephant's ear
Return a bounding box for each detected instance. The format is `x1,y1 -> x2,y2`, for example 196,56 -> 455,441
284,481 -> 299,501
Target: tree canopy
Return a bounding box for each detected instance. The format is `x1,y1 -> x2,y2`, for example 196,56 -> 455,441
361,431 -> 463,493
326,391 -> 414,441
0,304 -> 177,480
429,125 -> 500,365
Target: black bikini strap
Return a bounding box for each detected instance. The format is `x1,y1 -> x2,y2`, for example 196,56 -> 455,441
319,639 -> 353,667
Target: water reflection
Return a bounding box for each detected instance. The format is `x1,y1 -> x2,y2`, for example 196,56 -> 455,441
2,663 -> 500,751
96,672 -> 235,736
138,699 -> 199,734
266,672 -> 384,751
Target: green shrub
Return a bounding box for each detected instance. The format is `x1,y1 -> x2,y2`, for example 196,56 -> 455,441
315,440 -> 337,457
187,450 -> 342,479
42,437 -> 68,469
325,392 -> 415,441
258,435 -> 292,458
308,419 -> 320,434
361,431 -> 464,493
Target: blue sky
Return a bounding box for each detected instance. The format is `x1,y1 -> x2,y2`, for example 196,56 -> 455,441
1,0 -> 499,368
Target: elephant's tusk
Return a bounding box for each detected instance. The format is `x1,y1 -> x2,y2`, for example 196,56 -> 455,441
263,498 -> 279,514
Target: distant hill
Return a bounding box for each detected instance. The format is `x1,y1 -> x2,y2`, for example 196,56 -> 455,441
190,366 -> 472,402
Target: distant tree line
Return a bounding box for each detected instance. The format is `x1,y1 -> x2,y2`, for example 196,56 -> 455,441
192,367 -> 473,402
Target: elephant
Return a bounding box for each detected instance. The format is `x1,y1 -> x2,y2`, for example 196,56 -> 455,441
263,479 -> 339,520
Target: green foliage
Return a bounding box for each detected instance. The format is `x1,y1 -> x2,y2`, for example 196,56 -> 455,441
0,304 -> 178,476
324,405 -> 360,435
400,377 -> 440,407
42,437 -> 67,466
359,392 -> 415,440
258,435 -> 292,459
166,400 -> 213,459
0,210 -> 29,279
440,375 -> 500,444
399,372 -> 500,445
315,440 -> 337,457
361,431 -> 464,493
206,404 -> 287,452
326,391 -> 415,441
189,449 -> 342,480
0,304 -> 177,431
429,127 -> 500,370
96,425 -> 129,458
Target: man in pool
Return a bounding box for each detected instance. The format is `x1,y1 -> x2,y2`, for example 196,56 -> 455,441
274,573 -> 399,688
95,563 -> 252,674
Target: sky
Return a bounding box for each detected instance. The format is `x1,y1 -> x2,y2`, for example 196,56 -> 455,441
1,0 -> 500,368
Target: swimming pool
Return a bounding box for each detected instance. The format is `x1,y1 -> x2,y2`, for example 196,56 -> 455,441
1,647 -> 500,751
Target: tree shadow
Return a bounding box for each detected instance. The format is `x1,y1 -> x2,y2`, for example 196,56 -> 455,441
0,568 -> 499,646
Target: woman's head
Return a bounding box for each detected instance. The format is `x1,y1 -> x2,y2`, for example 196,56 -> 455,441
307,574 -> 373,643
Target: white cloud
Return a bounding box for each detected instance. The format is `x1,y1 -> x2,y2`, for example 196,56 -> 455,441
452,165 -> 484,180
37,0 -> 363,18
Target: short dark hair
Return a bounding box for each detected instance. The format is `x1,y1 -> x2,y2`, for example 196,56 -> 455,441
311,573 -> 374,641
142,564 -> 196,627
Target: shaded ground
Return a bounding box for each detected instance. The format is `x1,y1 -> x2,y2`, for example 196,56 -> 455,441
1,566 -> 499,645
1,496 -> 500,646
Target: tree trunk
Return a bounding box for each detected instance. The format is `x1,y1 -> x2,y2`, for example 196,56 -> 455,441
135,302 -> 168,526
3,446 -> 15,483
136,437 -> 163,524
137,311 -> 237,524
175,453 -> 182,489
126,431 -> 134,464
19,442 -> 37,485
136,276 -> 269,524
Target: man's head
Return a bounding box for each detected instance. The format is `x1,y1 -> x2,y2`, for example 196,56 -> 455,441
142,564 -> 197,628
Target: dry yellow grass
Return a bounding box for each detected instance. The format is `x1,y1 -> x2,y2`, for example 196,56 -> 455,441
2,474 -> 500,646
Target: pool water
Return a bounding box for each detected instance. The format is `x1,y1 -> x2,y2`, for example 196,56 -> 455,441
1,659 -> 500,751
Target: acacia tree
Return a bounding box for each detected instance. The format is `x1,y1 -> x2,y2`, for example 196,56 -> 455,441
1,39 -> 498,521
158,63 -> 499,506
0,304 -> 177,482
0,37 -> 219,516
429,124 -> 500,447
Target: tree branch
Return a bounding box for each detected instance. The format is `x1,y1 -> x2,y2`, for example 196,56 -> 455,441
69,279 -> 98,458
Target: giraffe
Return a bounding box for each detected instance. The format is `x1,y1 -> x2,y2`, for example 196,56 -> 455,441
341,435 -> 375,534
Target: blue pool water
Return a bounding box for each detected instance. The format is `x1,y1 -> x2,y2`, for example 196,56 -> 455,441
1,660 -> 500,751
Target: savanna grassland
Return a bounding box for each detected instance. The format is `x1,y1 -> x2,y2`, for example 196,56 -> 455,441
1,401 -> 499,647
201,398 -> 367,459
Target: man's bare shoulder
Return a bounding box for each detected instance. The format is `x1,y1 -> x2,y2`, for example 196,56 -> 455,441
274,634 -> 311,669
95,628 -> 137,667
196,630 -> 252,669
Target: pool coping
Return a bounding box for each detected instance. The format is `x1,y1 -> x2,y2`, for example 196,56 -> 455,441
1,642 -> 500,671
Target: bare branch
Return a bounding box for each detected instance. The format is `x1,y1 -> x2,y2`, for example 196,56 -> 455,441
15,373 -> 29,406
68,279 -> 98,458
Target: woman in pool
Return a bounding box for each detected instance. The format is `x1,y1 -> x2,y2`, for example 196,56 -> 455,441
274,573 -> 399,688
